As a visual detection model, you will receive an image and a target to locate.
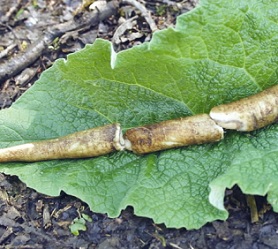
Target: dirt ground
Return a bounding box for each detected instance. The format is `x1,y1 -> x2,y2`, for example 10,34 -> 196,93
1,0 -> 278,248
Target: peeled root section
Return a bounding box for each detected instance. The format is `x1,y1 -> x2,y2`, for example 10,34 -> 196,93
0,115 -> 225,162
0,123 -> 125,162
124,114 -> 224,154
210,85 -> 278,131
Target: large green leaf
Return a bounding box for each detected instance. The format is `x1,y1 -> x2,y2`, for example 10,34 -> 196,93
1,0 -> 278,229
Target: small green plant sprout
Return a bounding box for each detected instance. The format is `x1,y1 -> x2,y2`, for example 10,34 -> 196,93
69,213 -> 92,236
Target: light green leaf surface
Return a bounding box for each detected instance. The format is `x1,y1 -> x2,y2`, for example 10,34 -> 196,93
1,0 -> 278,229
69,217 -> 87,236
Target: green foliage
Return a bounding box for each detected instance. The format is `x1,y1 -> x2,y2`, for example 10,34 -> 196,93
69,213 -> 92,236
1,0 -> 278,229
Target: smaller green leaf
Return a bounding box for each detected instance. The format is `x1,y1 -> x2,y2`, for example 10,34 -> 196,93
69,217 -> 87,236
82,213 -> 92,222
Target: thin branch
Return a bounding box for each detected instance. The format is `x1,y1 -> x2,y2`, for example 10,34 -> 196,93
1,0 -> 23,23
0,1 -> 119,85
112,16 -> 138,44
122,0 -> 158,32
0,44 -> 17,60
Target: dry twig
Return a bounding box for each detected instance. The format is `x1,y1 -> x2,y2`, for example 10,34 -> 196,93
112,16 -> 139,45
122,0 -> 158,32
1,0 -> 23,23
0,44 -> 17,60
0,1 -> 119,84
